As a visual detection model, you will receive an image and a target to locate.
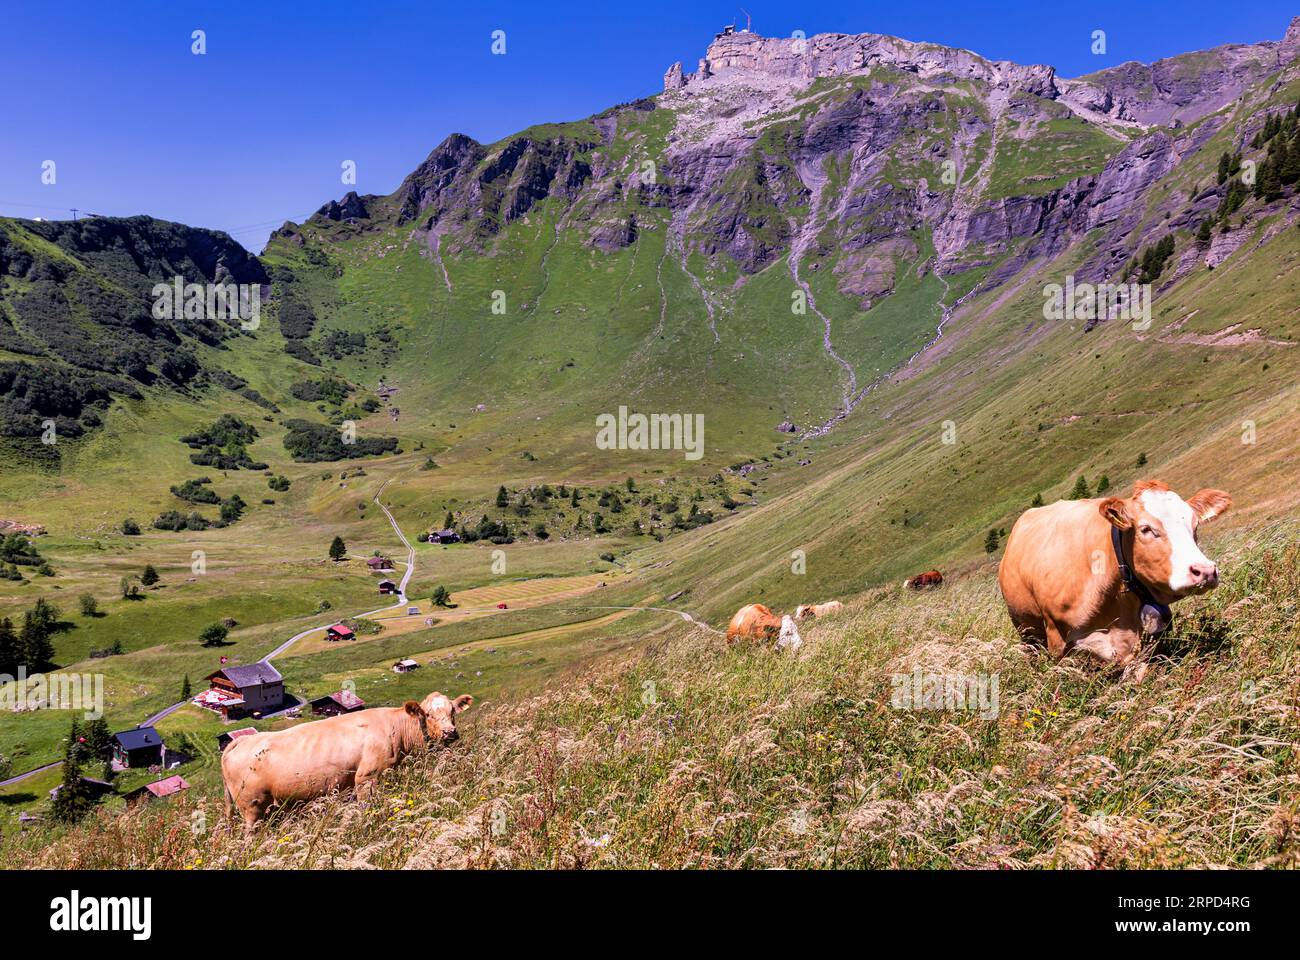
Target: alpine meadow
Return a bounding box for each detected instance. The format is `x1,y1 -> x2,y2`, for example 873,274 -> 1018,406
3,6 -> 1300,887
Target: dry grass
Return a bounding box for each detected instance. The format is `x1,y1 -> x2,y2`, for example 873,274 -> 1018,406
6,525 -> 1299,870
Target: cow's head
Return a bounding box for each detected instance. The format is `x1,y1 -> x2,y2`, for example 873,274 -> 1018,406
1099,481 -> 1232,602
795,605 -> 813,621
406,692 -> 474,745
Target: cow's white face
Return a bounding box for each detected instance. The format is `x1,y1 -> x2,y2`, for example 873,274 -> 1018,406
419,692 -> 474,744
1100,485 -> 1231,602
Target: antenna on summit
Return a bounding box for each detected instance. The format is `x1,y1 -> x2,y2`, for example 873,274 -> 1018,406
739,7 -> 752,32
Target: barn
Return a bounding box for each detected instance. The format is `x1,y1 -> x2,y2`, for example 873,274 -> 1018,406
125,775 -> 190,807
325,623 -> 355,642
429,529 -> 460,544
310,689 -> 366,716
392,658 -> 420,674
367,556 -> 394,572
377,579 -> 398,594
217,727 -> 258,751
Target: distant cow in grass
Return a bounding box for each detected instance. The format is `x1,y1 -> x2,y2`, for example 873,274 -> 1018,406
222,691 -> 472,833
795,600 -> 844,621
904,570 -> 944,590
726,603 -> 802,650
999,480 -> 1230,678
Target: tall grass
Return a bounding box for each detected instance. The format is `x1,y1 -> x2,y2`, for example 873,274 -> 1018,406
6,525 -> 1298,869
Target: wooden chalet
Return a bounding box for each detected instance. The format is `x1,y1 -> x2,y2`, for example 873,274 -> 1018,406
197,661 -> 284,720
310,689 -> 366,716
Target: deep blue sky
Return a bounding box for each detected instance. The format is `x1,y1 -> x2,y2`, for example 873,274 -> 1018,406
2,1 -> 1295,251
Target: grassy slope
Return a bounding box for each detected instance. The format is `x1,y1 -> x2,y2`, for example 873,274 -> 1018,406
8,523 -> 1296,867
2,63 -> 1299,859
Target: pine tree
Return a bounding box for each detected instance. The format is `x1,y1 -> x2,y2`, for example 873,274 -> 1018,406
30,597 -> 60,632
1196,219 -> 1213,245
984,529 -> 1000,554
443,511 -> 454,530
17,610 -> 53,670
1030,493 -> 1044,508
328,536 -> 347,561
82,718 -> 111,774
1069,476 -> 1092,500
0,617 -> 15,674
1096,474 -> 1111,494
181,674 -> 192,700
50,718 -> 95,824
140,564 -> 160,586
1217,151 -> 1231,184
1136,452 -> 1148,467
495,486 -> 509,508
1280,135 -> 1300,185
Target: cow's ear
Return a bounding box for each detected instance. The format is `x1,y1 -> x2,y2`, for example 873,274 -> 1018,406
453,694 -> 474,714
1188,489 -> 1232,524
1099,497 -> 1132,529
403,700 -> 424,717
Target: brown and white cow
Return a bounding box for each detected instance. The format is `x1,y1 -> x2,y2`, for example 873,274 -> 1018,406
795,600 -> 844,621
903,570 -> 944,590
222,691 -> 472,832
999,480 -> 1230,676
725,603 -> 802,650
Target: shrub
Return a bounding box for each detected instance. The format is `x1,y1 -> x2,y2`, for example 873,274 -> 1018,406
198,623 -> 229,647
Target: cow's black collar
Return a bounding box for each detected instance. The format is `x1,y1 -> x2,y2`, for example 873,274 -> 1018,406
1111,524 -> 1172,632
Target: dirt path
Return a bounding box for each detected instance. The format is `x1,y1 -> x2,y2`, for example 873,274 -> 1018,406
582,604 -> 723,636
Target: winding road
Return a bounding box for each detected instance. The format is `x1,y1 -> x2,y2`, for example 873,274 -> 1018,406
1,479 -> 418,788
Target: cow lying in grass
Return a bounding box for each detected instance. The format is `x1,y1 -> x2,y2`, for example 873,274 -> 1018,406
999,480 -> 1230,678
903,570 -> 944,590
222,691 -> 472,832
725,603 -> 802,650
795,600 -> 844,620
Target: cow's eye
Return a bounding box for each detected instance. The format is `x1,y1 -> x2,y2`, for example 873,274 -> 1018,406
1140,525 -> 1157,537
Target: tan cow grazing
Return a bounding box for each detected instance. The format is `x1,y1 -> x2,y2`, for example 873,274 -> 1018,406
795,600 -> 844,621
725,603 -> 802,650
999,480 -> 1230,678
222,691 -> 472,832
